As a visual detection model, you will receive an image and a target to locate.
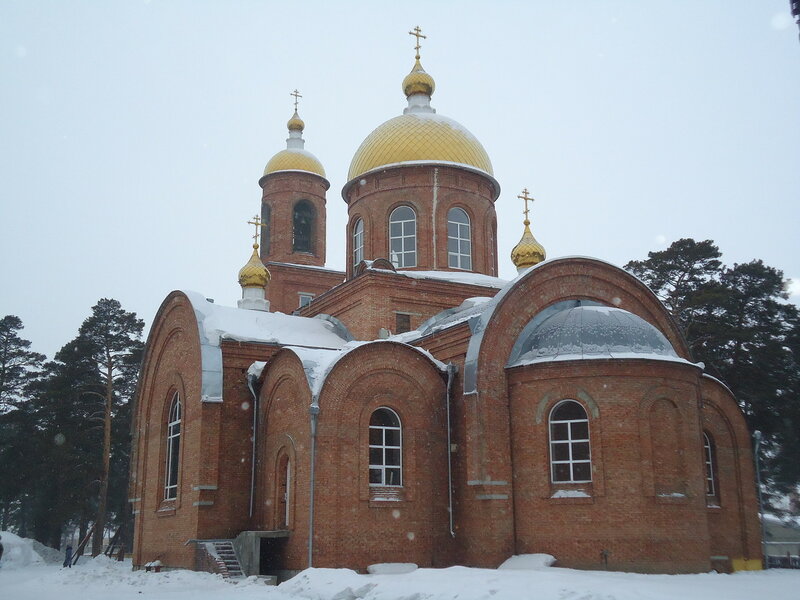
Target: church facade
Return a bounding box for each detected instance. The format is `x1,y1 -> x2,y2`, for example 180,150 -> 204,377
129,34 -> 762,577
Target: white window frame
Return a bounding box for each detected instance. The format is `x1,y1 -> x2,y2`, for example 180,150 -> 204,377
447,207 -> 472,270
389,206 -> 417,268
353,218 -> 364,267
549,400 -> 592,484
369,407 -> 403,487
298,292 -> 314,308
164,392 -> 181,500
703,432 -> 716,496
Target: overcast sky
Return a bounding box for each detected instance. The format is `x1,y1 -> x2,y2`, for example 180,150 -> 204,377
1,1 -> 798,359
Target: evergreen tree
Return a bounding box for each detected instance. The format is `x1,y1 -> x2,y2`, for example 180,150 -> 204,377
0,315 -> 44,529
76,299 -> 143,555
0,315 -> 45,412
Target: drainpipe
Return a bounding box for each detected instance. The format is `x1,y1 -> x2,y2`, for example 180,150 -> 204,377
754,430 -> 767,566
432,167 -> 439,269
446,363 -> 457,538
307,402 -> 320,568
247,374 -> 260,518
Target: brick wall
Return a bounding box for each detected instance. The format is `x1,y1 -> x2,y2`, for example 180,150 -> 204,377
344,164 -> 498,278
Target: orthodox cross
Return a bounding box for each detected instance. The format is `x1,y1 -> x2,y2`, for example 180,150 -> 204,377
247,215 -> 267,246
290,89 -> 302,112
518,188 -> 534,223
408,26 -> 426,60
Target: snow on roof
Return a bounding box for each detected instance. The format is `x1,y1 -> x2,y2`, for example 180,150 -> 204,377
185,290 -> 349,348
262,340 -> 447,406
392,269 -> 506,288
182,291 -> 350,403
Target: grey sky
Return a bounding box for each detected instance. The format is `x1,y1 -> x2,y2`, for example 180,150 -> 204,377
1,1 -> 798,359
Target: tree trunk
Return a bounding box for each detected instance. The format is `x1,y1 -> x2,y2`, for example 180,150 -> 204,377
77,514 -> 88,557
92,358 -> 114,556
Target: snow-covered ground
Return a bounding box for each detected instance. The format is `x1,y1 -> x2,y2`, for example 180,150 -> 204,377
1,531 -> 798,600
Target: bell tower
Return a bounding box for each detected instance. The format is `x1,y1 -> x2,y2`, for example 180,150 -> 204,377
258,91 -> 329,268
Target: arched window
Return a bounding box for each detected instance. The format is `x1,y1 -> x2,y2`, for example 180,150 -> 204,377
260,203 -> 271,254
293,200 -> 315,253
369,407 -> 402,486
549,400 -> 591,483
277,453 -> 291,528
447,207 -> 472,270
389,206 -> 416,268
164,392 -> 181,500
353,218 -> 364,267
703,432 -> 717,497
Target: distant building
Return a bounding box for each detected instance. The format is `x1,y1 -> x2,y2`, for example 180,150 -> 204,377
130,32 -> 762,577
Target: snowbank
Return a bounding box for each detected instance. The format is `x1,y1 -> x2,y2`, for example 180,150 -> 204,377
0,530 -> 45,569
1,540 -> 799,600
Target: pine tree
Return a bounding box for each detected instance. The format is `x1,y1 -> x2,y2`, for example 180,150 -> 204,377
0,315 -> 45,412
0,315 -> 44,529
76,299 -> 143,555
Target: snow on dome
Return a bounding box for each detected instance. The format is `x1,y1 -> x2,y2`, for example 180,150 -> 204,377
507,301 -> 688,367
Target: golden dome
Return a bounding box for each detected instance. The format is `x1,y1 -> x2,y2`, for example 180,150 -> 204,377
511,221 -> 546,269
238,245 -> 271,288
402,59 -> 435,97
347,112 -> 493,181
287,111 -> 305,132
264,149 -> 326,178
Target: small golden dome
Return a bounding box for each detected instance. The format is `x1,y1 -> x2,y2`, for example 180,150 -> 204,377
402,59 -> 435,97
347,113 -> 492,181
511,221 -> 546,269
263,149 -> 326,178
238,245 -> 271,288
287,111 -> 305,132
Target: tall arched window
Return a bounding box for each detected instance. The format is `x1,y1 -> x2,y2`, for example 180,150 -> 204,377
369,407 -> 402,486
260,203 -> 271,254
353,218 -> 364,267
389,206 -> 416,268
549,400 -> 591,483
164,392 -> 181,500
293,200 -> 315,253
447,207 -> 472,270
703,432 -> 717,497
277,453 -> 291,528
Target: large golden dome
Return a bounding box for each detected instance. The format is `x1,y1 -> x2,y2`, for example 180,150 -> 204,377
264,149 -> 326,178
347,113 -> 493,181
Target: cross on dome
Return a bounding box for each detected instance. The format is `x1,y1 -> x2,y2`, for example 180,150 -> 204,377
247,214 -> 267,249
409,26 -> 426,60
290,89 -> 302,112
518,188 -> 534,224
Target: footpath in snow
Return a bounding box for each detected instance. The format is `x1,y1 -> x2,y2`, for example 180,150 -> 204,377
1,531 -> 799,600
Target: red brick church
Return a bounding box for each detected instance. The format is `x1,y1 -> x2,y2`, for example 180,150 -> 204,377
129,32 -> 762,577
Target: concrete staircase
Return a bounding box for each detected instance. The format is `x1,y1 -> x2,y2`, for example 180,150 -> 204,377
209,541 -> 243,579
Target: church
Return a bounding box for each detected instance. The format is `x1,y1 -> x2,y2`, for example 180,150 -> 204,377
129,29 -> 762,578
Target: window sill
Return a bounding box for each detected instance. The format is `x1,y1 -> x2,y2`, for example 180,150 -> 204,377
156,500 -> 177,516
369,487 -> 405,506
655,492 -> 689,505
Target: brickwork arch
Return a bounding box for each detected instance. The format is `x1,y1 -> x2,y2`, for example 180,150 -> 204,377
307,342 -> 452,569
700,377 -> 762,564
131,291 -> 203,570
